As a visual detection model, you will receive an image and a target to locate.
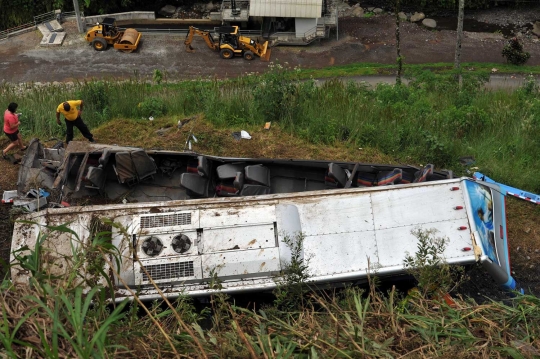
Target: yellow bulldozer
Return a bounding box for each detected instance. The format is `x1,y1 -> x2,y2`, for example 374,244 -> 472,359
185,26 -> 271,61
85,17 -> 142,53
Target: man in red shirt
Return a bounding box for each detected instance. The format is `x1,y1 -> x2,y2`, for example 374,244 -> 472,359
2,102 -> 26,159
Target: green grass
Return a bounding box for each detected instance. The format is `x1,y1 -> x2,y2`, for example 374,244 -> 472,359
295,62 -> 540,79
2,67 -> 539,194
2,224 -> 539,358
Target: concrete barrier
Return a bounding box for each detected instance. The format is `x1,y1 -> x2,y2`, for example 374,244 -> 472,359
84,12 -> 155,26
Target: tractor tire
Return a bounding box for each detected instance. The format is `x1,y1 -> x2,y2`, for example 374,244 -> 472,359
243,51 -> 255,61
220,48 -> 234,59
92,38 -> 107,51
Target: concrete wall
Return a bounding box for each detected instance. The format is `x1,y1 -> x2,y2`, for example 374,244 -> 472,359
83,12 -> 155,26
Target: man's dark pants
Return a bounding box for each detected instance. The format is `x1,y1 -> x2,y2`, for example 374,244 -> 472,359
65,116 -> 94,143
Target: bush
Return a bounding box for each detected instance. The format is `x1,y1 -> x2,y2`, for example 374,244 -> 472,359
502,37 -> 531,65
137,97 -> 167,118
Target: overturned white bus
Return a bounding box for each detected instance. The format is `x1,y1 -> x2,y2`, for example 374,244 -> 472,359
9,140 -> 519,301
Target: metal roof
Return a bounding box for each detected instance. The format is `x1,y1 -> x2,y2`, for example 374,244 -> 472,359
249,0 -> 322,18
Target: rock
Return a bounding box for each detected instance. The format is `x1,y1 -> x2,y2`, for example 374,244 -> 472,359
352,7 -> 364,17
367,7 -> 375,11
398,12 -> 408,21
159,5 -> 177,17
422,18 -> 437,28
373,8 -> 384,14
410,12 -> 425,22
533,21 -> 540,37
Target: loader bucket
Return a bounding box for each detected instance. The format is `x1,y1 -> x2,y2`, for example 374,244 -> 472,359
186,44 -> 195,53
259,41 -> 271,61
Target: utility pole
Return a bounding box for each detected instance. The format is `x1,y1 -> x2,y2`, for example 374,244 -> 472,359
395,0 -> 402,85
73,0 -> 85,33
335,1 -> 339,41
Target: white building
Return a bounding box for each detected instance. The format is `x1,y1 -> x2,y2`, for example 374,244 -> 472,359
219,0 -> 337,44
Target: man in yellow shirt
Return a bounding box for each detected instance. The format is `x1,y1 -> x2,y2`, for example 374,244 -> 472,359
56,100 -> 95,144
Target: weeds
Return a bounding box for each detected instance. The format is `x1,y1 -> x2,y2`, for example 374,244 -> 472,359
3,68 -> 540,191
404,228 -> 464,296
273,232 -> 311,311
2,223 -> 540,357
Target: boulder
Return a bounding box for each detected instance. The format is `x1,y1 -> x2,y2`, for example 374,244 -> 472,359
410,12 -> 425,22
373,8 -> 384,14
422,18 -> 437,28
533,21 -> 540,37
367,7 -> 375,11
352,7 -> 364,17
337,1 -> 351,16
159,5 -> 177,17
398,12 -> 408,21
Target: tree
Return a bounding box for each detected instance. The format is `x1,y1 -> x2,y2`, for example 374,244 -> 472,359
395,0 -> 403,85
502,37 -> 531,65
454,0 -> 465,85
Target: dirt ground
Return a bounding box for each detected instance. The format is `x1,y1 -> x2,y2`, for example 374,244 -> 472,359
0,8 -> 539,298
0,9 -> 539,83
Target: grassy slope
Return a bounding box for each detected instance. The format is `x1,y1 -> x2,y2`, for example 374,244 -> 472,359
1,115 -> 539,358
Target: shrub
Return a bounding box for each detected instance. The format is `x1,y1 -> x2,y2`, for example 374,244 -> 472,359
137,97 -> 167,118
77,81 -> 109,110
404,228 -> 464,296
502,37 -> 531,65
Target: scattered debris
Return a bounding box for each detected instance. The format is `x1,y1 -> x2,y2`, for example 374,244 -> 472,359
474,171 -> 540,205
156,127 -> 172,136
459,156 -> 476,166
232,130 -> 252,140
12,188 -> 50,212
264,122 -> 271,130
2,190 -> 18,204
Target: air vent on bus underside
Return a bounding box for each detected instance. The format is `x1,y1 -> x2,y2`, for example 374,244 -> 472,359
141,261 -> 195,281
140,212 -> 192,229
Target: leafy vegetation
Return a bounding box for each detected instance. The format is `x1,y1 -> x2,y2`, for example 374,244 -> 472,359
2,0 -> 523,30
2,222 -> 539,357
502,37 -> 531,66
3,65 -> 540,193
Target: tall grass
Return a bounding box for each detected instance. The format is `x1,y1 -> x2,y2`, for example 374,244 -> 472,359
2,224 -> 539,358
1,67 -> 539,192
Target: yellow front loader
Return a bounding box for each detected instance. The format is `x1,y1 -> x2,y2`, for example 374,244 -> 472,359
184,26 -> 271,61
